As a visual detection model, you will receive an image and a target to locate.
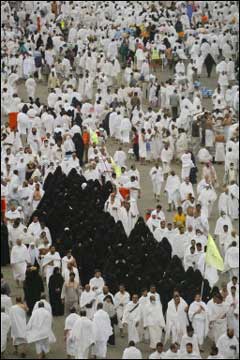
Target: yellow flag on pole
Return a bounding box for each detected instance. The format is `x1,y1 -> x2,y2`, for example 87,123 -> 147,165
205,234 -> 224,271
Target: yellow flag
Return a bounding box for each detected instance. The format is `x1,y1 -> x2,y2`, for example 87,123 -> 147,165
205,234 -> 224,271
89,129 -> 99,145
111,158 -> 121,178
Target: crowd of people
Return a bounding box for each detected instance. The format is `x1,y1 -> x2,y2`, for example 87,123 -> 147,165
1,0 -> 239,359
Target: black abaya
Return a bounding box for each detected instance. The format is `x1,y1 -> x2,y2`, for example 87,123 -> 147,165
23,270 -> 44,315
48,273 -> 64,316
1,222 -> 10,266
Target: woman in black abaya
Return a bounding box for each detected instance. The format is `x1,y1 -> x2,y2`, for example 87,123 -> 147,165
23,266 -> 44,315
1,219 -> 10,266
48,267 -> 64,316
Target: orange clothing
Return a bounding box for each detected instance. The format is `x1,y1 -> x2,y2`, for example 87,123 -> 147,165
82,132 -> 90,145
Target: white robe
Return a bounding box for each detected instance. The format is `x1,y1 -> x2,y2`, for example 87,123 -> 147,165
143,302 -> 165,349
149,167 -> 164,196
42,252 -> 61,286
198,253 -> 219,288
64,313 -> 81,356
122,302 -> 141,344
80,290 -> 97,320
216,333 -> 239,359
26,307 -> 56,345
188,301 -> 208,346
180,333 -> 200,355
207,300 -> 229,343
9,305 -> 27,345
228,184 -> 239,220
92,309 -> 113,358
165,298 -> 189,344
122,346 -> 142,359
70,317 -> 95,359
118,206 -> 138,237
1,312 -> 10,352
10,244 -> 31,281
114,292 -> 130,329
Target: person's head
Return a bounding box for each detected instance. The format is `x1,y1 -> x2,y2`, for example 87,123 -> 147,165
50,246 -> 55,254
69,272 -> 75,282
227,328 -> 234,339
150,295 -> 156,304
196,243 -> 202,252
231,286 -> 236,297
103,285 -> 109,295
232,276 -> 238,285
214,293 -> 223,304
170,343 -> 178,353
186,343 -> 193,354
187,325 -> 194,337
210,346 -> 219,356
194,293 -> 201,302
160,220 -> 166,229
128,341 -> 135,348
38,301 -> 44,308
80,310 -> 86,317
177,206 -> 183,215
16,238 -> 22,246
95,270 -> 101,278
97,303 -> 103,310
132,294 -> 138,304
119,284 -> 125,293
173,290 -> 180,304
190,246 -> 195,254
141,288 -> 148,297
223,224 -> 228,233
70,306 -> 76,313
156,342 -> 163,354
16,296 -> 22,304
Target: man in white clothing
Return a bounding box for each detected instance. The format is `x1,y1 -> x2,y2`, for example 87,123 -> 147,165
70,310 -> 95,359
80,284 -> 97,320
165,170 -> 181,211
180,343 -> 202,359
26,302 -> 56,359
92,303 -> 113,359
224,242 -> 239,279
188,294 -> 208,350
9,297 -> 28,357
149,164 -> 164,201
122,341 -> 142,359
165,290 -> 189,345
42,246 -> 61,286
10,239 -> 31,286
216,329 -> 239,359
149,342 -> 165,359
143,296 -> 165,350
180,325 -> 200,356
122,294 -> 141,344
207,293 -> 229,343
114,284 -> 130,337
89,270 -> 105,295
64,307 -> 80,359
1,307 -> 11,357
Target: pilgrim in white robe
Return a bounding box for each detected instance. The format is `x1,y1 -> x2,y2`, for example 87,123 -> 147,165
25,77 -> 36,99
26,307 -> 56,355
149,166 -> 164,199
224,246 -> 239,279
228,184 -> 239,220
165,298 -> 189,344
188,301 -> 208,346
64,313 -> 81,357
207,300 -> 229,343
216,333 -> 239,359
181,153 -> 194,179
118,205 -> 138,237
114,291 -> 130,330
122,346 -> 142,359
1,294 -> 13,315
198,187 -> 217,218
165,174 -> 181,207
80,290 -> 97,320
122,301 -> 141,344
33,300 -> 52,314
180,333 -> 200,356
70,316 -> 95,359
9,304 -> 27,346
214,215 -> 232,237
113,150 -> 127,168
233,304 -> 239,339
218,192 -> 231,216
143,301 -> 165,349
10,244 -> 31,282
104,196 -> 122,223
120,117 -> 132,144
42,251 -> 61,286
163,349 -> 180,359
92,309 -> 113,358
1,311 -> 11,353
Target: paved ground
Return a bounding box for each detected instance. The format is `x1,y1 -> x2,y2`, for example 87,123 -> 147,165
2,63 -> 238,359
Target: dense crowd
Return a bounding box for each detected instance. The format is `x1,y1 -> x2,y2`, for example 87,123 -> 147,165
1,1 -> 239,359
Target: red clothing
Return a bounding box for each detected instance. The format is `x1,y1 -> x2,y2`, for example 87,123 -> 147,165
133,134 -> 139,144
